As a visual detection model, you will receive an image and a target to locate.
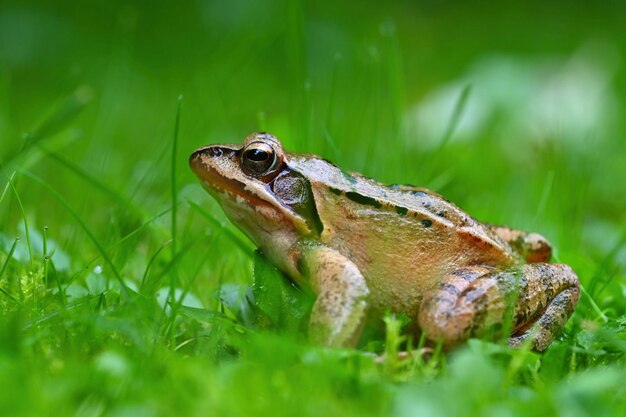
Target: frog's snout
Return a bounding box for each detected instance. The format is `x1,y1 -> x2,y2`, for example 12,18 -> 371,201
189,148 -> 205,175
189,145 -> 240,178
189,146 -> 221,172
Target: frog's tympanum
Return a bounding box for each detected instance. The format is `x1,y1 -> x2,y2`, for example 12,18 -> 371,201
190,133 -> 579,351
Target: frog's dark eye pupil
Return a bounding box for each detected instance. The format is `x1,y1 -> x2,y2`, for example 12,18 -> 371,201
241,143 -> 279,175
246,149 -> 269,162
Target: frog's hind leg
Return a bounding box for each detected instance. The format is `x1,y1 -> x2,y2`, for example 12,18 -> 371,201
508,265 -> 580,350
488,225 -> 552,263
418,264 -> 579,351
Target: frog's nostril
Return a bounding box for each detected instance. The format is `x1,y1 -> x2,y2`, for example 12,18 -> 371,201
207,147 -> 223,157
189,146 -> 223,164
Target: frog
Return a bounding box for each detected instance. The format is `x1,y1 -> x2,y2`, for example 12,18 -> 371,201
189,132 -> 580,351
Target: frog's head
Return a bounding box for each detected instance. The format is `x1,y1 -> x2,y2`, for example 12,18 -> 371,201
189,133 -> 322,249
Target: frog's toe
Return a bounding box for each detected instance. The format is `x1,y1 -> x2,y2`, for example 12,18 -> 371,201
509,281 -> 579,351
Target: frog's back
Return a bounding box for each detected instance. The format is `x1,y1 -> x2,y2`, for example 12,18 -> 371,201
288,154 -> 515,260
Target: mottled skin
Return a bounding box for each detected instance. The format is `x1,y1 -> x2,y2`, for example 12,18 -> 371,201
189,132 -> 579,351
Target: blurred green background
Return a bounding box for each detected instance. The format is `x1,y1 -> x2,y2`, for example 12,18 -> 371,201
2,0 -> 626,236
1,1 -> 626,416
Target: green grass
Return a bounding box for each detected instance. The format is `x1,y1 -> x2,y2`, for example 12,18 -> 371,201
1,1 -> 626,416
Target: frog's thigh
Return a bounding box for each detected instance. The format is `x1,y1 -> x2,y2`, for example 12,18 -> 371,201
418,263 -> 579,351
300,245 -> 369,348
489,225 -> 552,263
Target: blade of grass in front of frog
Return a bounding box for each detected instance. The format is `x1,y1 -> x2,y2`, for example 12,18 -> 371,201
20,169 -> 130,299
45,151 -> 146,222
187,199 -> 253,256
0,163 -> 34,271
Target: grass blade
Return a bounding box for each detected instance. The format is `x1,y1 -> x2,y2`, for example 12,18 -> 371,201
1,164 -> 34,271
140,239 -> 171,290
0,237 -> 19,280
171,96 -> 182,257
166,96 -> 183,340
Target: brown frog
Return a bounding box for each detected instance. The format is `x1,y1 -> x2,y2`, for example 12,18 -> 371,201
189,132 -> 579,351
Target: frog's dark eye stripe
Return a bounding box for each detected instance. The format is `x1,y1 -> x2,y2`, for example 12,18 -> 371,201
241,141 -> 278,175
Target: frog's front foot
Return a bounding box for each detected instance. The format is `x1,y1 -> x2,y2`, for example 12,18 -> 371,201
418,263 -> 579,351
299,244 -> 369,348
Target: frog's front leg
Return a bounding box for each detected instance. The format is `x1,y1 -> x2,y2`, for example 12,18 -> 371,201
296,243 -> 369,347
418,263 -> 579,351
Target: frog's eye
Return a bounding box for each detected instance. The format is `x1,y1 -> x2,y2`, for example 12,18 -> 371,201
241,141 -> 279,175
